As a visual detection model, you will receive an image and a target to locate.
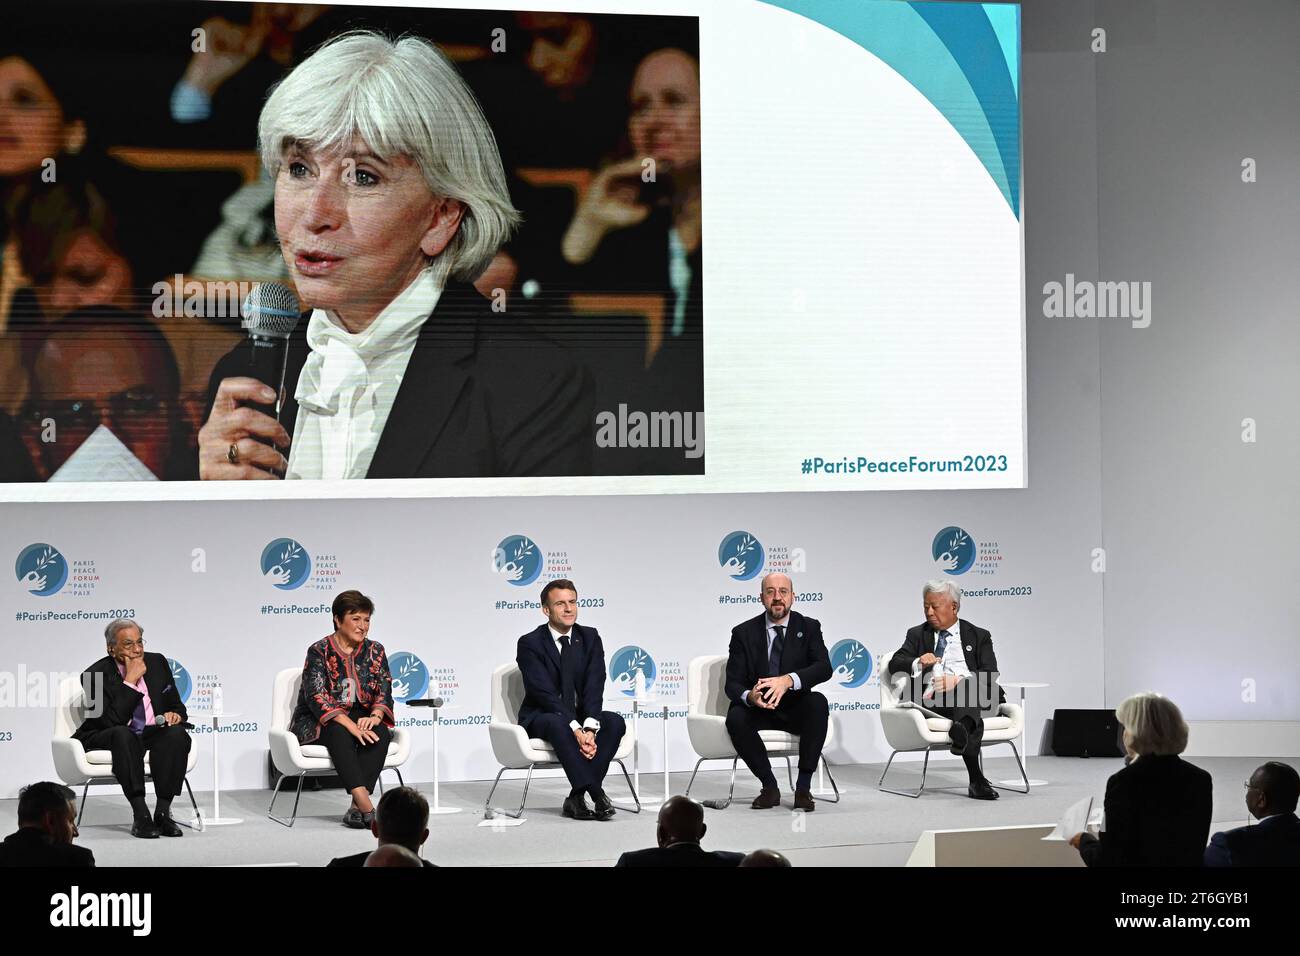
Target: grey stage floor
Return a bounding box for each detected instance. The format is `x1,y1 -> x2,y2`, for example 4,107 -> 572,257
4,756 -> 1267,867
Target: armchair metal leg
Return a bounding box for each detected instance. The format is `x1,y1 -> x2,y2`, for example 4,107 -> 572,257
784,756 -> 794,791
76,780 -> 91,827
878,748 -> 932,798
180,776 -> 204,831
817,755 -> 842,803
268,771 -> 307,827
612,759 -> 642,813
484,764 -> 534,820
684,755 -> 741,809
988,739 -> 1031,794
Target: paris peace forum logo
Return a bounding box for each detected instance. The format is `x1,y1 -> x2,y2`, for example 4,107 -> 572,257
388,652 -> 430,702
608,645 -> 657,697
493,534 -> 543,588
260,538 -> 313,591
718,531 -> 764,582
931,526 -> 976,576
15,543 -> 69,597
166,659 -> 193,705
829,640 -> 874,689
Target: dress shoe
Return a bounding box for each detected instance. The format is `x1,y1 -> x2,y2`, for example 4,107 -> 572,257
562,794 -> 596,820
750,787 -> 781,809
968,779 -> 1000,800
130,818 -> 160,839
948,720 -> 970,756
793,789 -> 816,812
589,788 -> 616,820
153,811 -> 183,837
343,807 -> 367,828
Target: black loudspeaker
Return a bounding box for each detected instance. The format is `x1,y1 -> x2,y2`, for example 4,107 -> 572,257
1051,709 -> 1124,757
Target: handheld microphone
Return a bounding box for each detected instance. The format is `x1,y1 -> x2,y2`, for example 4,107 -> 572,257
240,282 -> 302,424
155,714 -> 195,730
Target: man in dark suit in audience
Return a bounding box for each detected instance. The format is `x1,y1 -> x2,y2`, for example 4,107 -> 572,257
888,580 -> 1004,800
0,782 -> 95,867
73,618 -> 191,838
517,579 -> 626,821
724,572 -> 832,811
615,795 -> 743,867
328,786 -> 436,867
1205,761 -> 1300,866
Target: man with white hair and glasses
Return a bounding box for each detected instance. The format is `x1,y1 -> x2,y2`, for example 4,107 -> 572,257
888,580 -> 1004,800
200,31 -> 592,480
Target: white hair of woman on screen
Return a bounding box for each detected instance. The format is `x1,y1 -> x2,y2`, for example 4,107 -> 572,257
198,31 -> 520,480
1115,692 -> 1189,762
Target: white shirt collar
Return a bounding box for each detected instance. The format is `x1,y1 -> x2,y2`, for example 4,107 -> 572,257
548,623 -> 574,643
767,613 -> 790,630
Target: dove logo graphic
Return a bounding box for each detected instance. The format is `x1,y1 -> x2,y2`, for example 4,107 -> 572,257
931,526 -> 976,576
829,640 -> 874,689
166,659 -> 193,705
493,535 -> 543,588
388,652 -> 429,702
260,539 -> 312,591
609,646 -> 657,697
718,531 -> 764,582
15,543 -> 68,597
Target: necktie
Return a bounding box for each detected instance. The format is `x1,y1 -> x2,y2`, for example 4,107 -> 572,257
560,634 -> 577,712
935,629 -> 950,659
769,625 -> 785,677
129,696 -> 146,736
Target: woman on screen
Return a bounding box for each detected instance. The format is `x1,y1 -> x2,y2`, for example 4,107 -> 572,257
198,31 -> 593,480
289,590 -> 394,829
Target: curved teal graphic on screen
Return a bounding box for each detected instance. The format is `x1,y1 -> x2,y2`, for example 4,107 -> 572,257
609,645 -> 658,697
764,0 -> 1020,217
16,543 -> 68,597
166,659 -> 192,705
388,652 -> 429,702
830,640 -> 873,688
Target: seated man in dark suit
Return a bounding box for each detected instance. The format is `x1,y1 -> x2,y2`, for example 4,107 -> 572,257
328,786 -> 436,867
0,782 -> 95,867
516,578 -> 626,821
615,795 -> 743,867
888,580 -> 1004,800
73,618 -> 191,839
1205,761 -> 1300,866
724,572 -> 832,811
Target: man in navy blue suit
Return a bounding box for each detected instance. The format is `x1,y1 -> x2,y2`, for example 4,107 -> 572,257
1205,761 -> 1300,866
724,572 -> 832,811
516,579 -> 626,821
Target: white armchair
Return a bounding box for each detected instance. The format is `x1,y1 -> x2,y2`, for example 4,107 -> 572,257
484,662 -> 639,819
267,667 -> 411,826
878,669 -> 1028,797
51,675 -> 202,829
684,654 -> 839,809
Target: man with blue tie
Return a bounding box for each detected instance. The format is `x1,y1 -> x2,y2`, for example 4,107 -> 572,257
888,581 -> 1003,800
723,572 -> 832,811
1204,761 -> 1300,866
516,579 -> 626,821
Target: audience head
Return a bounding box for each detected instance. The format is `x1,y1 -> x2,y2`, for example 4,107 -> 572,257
22,309 -> 183,480
628,48 -> 700,179
17,781 -> 78,844
656,795 -> 706,848
373,786 -> 429,855
1115,691 -> 1188,759
517,12 -> 596,91
740,848 -> 791,867
1246,761 -> 1299,820
363,844 -> 423,867
0,50 -> 88,180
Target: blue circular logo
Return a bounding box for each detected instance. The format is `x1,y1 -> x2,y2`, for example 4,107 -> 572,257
388,652 -> 429,702
718,531 -> 764,581
829,640 -> 873,688
260,538 -> 312,590
15,543 -> 68,597
167,658 -> 192,705
932,526 -> 976,576
609,645 -> 657,697
493,535 -> 542,588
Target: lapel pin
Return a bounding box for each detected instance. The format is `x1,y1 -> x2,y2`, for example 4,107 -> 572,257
965,645 -> 973,651
797,631 -> 803,638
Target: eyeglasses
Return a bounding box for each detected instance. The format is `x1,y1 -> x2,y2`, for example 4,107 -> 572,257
22,389 -> 171,440
117,638 -> 145,650
1243,779 -> 1259,791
